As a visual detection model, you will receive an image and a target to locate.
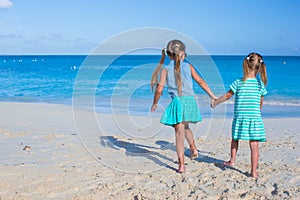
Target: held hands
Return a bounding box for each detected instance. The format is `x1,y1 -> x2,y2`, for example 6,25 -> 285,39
210,98 -> 217,108
210,91 -> 233,108
210,94 -> 219,108
210,94 -> 218,108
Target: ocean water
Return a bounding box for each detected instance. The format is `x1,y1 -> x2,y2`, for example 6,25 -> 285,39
0,55 -> 299,118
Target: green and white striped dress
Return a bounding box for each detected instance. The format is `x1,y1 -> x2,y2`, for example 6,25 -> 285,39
230,78 -> 267,142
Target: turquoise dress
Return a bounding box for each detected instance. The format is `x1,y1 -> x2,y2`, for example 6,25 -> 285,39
160,61 -> 202,126
230,78 -> 267,141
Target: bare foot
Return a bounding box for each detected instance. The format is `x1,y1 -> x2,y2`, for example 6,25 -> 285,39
178,156 -> 185,173
224,160 -> 234,167
251,171 -> 258,178
190,149 -> 198,160
177,166 -> 185,173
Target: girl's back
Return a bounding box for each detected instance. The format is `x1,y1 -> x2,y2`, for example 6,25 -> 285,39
231,78 -> 267,118
165,60 -> 194,98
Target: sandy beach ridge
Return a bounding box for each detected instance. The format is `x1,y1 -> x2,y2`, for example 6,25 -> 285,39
0,102 -> 299,199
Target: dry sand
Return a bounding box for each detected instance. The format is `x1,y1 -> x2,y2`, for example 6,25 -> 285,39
0,102 -> 299,199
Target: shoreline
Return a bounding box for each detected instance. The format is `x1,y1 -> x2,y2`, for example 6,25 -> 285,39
0,102 -> 299,199
1,101 -> 299,119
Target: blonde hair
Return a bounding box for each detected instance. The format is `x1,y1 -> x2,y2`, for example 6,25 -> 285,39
151,39 -> 186,95
243,52 -> 268,85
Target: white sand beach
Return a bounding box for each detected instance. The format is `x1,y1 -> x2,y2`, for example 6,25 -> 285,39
0,102 -> 299,199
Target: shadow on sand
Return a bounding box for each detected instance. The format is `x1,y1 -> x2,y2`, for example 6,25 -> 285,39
100,136 -> 248,176
100,136 -> 177,171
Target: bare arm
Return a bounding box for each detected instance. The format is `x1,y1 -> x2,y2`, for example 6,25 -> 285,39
260,96 -> 264,110
211,90 -> 234,108
151,69 -> 167,112
190,65 -> 216,99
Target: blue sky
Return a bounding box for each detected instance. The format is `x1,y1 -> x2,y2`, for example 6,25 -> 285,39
0,0 -> 299,55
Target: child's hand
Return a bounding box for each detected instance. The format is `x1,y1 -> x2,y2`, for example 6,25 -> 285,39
210,98 -> 217,108
151,104 -> 158,112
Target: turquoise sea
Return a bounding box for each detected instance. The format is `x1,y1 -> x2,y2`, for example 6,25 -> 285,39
0,55 -> 299,118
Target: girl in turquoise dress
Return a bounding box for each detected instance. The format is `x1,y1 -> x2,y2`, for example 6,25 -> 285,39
211,52 -> 268,178
151,39 -> 216,173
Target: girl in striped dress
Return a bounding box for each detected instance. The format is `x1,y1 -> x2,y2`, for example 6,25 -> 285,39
151,40 -> 216,173
211,53 -> 268,178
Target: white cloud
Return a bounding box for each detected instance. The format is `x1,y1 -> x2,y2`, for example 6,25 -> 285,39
0,0 -> 13,8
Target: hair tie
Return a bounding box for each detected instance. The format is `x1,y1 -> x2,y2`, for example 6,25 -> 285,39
260,59 -> 263,63
246,57 -> 250,60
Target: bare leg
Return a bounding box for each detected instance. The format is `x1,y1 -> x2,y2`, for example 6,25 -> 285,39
249,140 -> 259,178
183,122 -> 198,159
224,139 -> 239,166
174,123 -> 185,173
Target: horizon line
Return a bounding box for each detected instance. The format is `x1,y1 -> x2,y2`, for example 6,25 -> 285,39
0,54 -> 299,57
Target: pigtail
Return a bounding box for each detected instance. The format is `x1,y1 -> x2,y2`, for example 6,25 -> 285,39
242,57 -> 250,82
260,62 -> 268,85
151,49 -> 166,92
174,54 -> 182,96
